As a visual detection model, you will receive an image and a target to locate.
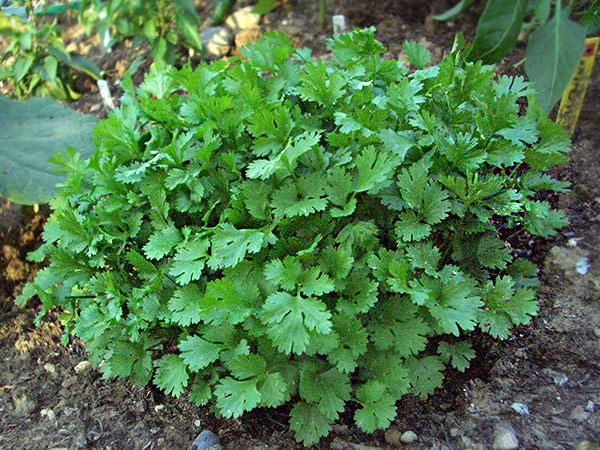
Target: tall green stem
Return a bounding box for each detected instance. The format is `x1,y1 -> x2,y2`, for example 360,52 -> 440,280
318,0 -> 326,30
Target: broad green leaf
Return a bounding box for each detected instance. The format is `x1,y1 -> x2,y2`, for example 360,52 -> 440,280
67,54 -> 102,80
468,0 -> 529,63
176,12 -> 204,51
0,95 -> 97,204
525,6 -> 586,113
534,0 -> 552,24
12,54 -> 34,82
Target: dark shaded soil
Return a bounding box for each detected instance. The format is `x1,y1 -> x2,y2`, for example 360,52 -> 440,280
1,1 -> 600,449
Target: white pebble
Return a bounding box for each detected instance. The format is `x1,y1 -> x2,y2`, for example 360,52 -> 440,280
332,15 -> 347,34
493,430 -> 518,450
511,402 -> 530,415
586,401 -> 595,412
400,430 -> 418,444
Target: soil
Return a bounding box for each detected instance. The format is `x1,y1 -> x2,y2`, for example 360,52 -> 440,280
1,1 -> 600,449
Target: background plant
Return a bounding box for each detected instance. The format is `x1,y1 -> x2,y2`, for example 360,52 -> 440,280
19,29 -> 571,445
435,0 -> 599,113
0,94 -> 97,204
77,0 -> 203,61
0,7 -> 101,99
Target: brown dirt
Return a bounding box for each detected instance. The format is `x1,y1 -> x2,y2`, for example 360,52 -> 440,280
1,1 -> 600,449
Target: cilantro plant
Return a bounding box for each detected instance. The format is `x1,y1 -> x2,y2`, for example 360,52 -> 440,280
19,29 -> 571,445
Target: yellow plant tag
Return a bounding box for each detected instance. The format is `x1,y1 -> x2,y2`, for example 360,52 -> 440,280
556,37 -> 600,135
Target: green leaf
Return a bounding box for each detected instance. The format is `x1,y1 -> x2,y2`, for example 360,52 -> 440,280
143,225 -> 182,260
253,0 -> 278,14
354,380 -> 397,433
289,401 -> 333,446
437,341 -> 475,372
176,12 -> 204,51
468,0 -> 529,63
270,175 -> 328,218
138,62 -> 175,99
215,377 -> 262,418
259,372 -> 288,407
402,40 -> 431,69
0,95 -> 98,204
260,292 -> 332,355
327,314 -> 368,373
354,146 -> 397,193
208,224 -> 277,269
167,284 -> 204,326
395,211 -> 431,242
525,5 -> 586,113
534,0 -> 552,24
153,354 -> 189,397
67,54 -> 102,80
169,238 -> 209,284
299,367 -> 351,419
178,335 -> 222,371
523,200 -> 568,237
405,355 -> 445,399
13,53 -> 34,82
433,0 -> 477,21
297,60 -> 346,106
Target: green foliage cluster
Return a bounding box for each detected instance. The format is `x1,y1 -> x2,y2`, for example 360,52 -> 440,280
436,0 -> 598,113
19,29 -> 571,444
77,0 -> 203,61
0,10 -> 100,100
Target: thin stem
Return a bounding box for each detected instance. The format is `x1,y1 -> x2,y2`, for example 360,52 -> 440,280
318,0 -> 326,30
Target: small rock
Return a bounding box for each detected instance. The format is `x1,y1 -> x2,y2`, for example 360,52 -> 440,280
41,408 -> 56,420
154,404 -> 165,412
400,430 -> 418,444
575,257 -> 590,274
200,26 -> 232,57
449,428 -> 462,438
13,393 -> 37,416
585,401 -> 595,412
74,361 -> 92,373
44,363 -> 57,374
194,419 -> 202,427
225,6 -> 260,32
492,430 -> 519,450
594,328 -> 600,339
384,427 -> 402,445
511,402 -> 530,415
74,433 -> 89,448
62,376 -> 78,389
5,258 -> 27,281
569,405 -> 590,422
576,442 -> 600,450
234,28 -> 262,50
191,430 -> 220,450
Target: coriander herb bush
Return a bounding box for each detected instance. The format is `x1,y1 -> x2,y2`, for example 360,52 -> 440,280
20,29 -> 571,445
